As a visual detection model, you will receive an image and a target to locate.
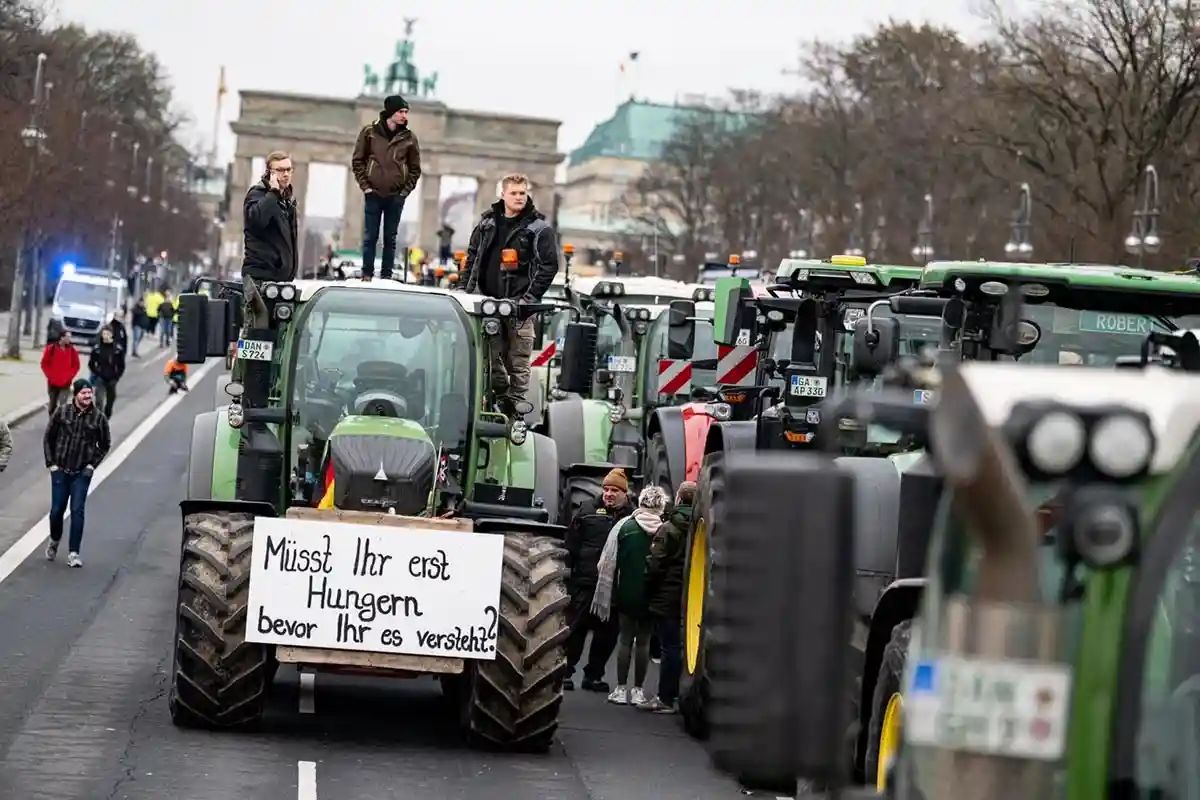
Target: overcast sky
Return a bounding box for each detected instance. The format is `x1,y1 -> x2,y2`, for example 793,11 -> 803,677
48,0 -> 997,217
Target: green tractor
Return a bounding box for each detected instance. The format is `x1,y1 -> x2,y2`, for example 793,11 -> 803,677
544,275 -> 717,522
169,276 -> 571,751
700,349 -> 1200,800
692,261 -> 1200,791
677,257 -> 941,747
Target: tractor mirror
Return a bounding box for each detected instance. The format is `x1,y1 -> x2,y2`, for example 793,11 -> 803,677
706,452 -> 855,787
204,298 -> 232,357
942,296 -> 966,329
667,300 -> 696,360
851,316 -> 900,378
987,283 -> 1026,354
176,293 -> 209,364
889,295 -> 948,317
558,321 -> 598,395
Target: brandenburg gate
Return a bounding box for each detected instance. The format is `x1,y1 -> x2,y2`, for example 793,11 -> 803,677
221,23 -> 564,273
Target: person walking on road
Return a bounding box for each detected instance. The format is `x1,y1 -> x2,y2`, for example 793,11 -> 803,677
41,329 -> 80,416
350,95 -> 422,282
130,297 -> 150,358
0,418 -> 12,474
108,308 -> 129,356
563,468 -> 632,692
88,327 -> 125,417
593,485 -> 668,706
43,378 -> 111,568
157,290 -> 175,348
461,175 -> 560,416
639,481 -> 695,714
242,150 -> 300,284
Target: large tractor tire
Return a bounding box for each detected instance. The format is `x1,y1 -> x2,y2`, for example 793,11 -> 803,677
679,450 -> 724,740
645,433 -> 672,496
463,533 -> 570,752
169,511 -> 275,729
559,472 -> 603,529
864,619 -> 912,789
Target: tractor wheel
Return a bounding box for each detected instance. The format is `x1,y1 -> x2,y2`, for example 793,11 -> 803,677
679,450 -> 724,740
645,433 -> 672,496
169,511 -> 275,729
559,472 -> 603,529
865,620 -> 912,789
464,533 -> 570,752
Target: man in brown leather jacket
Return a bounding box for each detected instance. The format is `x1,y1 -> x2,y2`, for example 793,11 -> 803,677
350,95 -> 422,280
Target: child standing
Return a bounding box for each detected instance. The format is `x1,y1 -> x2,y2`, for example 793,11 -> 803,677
164,357 -> 189,394
592,485 -> 668,706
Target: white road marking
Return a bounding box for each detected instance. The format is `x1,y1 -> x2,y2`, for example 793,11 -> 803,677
298,671 -> 316,714
298,760 -> 318,800
0,358 -> 219,585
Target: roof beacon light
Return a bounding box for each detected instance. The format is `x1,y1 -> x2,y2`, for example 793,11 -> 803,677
728,254 -> 741,266
563,243 -> 575,255
501,249 -> 519,271
830,255 -> 867,267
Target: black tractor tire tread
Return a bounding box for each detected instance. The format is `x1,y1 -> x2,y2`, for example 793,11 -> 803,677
647,433 -> 672,495
466,533 -> 570,753
561,474 -> 603,530
169,511 -> 274,730
864,619 -> 912,783
679,451 -> 724,741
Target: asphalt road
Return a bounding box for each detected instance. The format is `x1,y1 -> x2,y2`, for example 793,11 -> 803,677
0,364 -> 766,800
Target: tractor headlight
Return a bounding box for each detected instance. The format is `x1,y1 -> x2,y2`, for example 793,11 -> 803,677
766,310 -> 784,322
633,321 -> 648,335
482,299 -> 498,315
275,304 -> 292,321
703,402 -> 733,421
264,284 -> 280,300
279,285 -> 297,301
1072,501 -> 1138,568
609,404 -> 625,424
509,419 -> 528,445
1089,413 -> 1154,478
638,308 -> 650,321
497,300 -> 514,317
227,402 -> 244,429
1025,411 -> 1087,475
484,318 -> 502,336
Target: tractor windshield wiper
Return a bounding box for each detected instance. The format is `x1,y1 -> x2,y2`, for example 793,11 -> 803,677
1154,315 -> 1178,332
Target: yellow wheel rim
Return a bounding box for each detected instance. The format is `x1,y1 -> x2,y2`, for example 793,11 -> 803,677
684,518 -> 707,674
876,692 -> 903,790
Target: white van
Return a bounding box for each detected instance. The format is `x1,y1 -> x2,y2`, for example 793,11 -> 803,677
49,267 -> 125,346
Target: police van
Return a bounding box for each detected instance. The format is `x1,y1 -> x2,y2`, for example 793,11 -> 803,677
48,264 -> 125,346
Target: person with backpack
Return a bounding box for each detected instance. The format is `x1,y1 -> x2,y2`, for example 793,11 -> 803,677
157,290 -> 174,348
88,326 -> 125,417
350,95 -> 422,281
41,329 -> 80,416
592,485 -> 669,707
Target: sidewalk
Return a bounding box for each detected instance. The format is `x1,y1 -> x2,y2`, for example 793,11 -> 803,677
0,306 -> 50,427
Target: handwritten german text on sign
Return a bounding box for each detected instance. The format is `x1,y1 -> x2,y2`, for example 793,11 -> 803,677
245,516 -> 504,659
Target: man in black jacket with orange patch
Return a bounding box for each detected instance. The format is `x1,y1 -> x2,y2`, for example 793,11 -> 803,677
462,174 -> 559,414
242,151 -> 299,284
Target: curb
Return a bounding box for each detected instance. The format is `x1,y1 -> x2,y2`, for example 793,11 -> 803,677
1,399 -> 46,429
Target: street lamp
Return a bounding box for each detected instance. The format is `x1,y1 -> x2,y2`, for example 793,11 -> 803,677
5,53 -> 49,353
142,155 -> 154,203
793,208 -> 814,259
1125,165 -> 1162,266
845,200 -> 865,257
911,192 -> 934,263
1004,182 -> 1034,260
105,132 -> 117,189
127,142 -> 140,197
161,162 -> 171,210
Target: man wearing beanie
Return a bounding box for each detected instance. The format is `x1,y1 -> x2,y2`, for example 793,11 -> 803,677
42,378 -> 111,568
562,467 -> 632,692
350,94 -> 422,281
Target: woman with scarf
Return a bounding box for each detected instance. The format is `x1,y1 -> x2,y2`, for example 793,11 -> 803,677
592,485 -> 669,706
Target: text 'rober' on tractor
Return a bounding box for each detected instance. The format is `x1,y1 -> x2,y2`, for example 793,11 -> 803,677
169,275 -> 573,752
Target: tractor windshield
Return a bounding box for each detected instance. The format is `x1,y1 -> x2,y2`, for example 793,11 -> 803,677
1012,306 -> 1189,365
287,287 -> 474,469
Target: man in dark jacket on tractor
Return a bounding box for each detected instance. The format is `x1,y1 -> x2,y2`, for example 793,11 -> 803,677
638,480 -> 695,713
563,468 -> 632,691
243,151 -> 300,284
351,95 -> 421,281
462,174 -> 559,415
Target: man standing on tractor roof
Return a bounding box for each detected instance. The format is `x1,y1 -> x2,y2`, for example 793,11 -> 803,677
462,174 -> 559,415
563,468 -> 632,692
242,151 -> 300,284
351,95 -> 421,281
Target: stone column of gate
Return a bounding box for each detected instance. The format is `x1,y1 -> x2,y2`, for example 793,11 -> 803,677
222,156 -> 254,277
473,176 -> 496,220
340,168 -> 366,254
416,174 -> 441,252
289,160 -> 310,277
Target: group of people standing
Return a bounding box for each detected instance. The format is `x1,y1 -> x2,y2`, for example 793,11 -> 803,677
564,468 -> 694,714
41,312 -> 128,419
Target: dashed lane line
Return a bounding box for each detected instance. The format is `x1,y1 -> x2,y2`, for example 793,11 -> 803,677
298,760 -> 318,800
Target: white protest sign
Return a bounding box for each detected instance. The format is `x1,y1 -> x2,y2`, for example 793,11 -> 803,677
245,516 -> 505,660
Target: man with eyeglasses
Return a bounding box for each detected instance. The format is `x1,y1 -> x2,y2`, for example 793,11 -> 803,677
242,150 -> 299,283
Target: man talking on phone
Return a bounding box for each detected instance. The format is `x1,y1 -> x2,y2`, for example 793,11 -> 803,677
242,150 -> 299,283
351,95 -> 421,281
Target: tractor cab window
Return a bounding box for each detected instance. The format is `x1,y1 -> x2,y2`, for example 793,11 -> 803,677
288,288 -> 473,474
595,313 -> 625,365
1001,306 -> 1182,366
641,312 -> 717,400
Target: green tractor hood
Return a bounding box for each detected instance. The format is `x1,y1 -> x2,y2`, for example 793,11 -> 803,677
324,415 -> 437,516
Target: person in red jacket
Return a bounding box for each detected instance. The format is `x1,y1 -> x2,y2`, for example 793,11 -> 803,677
41,329 -> 80,416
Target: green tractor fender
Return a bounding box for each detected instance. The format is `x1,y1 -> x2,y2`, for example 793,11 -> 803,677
545,395 -> 612,471
186,408 -> 242,503
477,429 -> 562,524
